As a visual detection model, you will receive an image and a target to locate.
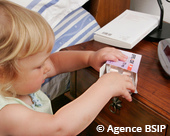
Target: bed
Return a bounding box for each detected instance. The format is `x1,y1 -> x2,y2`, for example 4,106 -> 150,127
9,0 -> 100,100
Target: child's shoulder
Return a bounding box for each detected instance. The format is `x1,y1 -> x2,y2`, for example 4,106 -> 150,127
0,90 -> 53,114
0,94 -> 24,110
0,95 -> 9,110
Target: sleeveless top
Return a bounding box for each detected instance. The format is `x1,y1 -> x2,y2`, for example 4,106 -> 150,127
0,90 -> 53,114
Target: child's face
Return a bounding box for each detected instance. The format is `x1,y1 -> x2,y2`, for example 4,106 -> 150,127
12,48 -> 51,96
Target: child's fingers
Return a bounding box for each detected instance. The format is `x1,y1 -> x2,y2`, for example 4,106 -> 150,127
123,74 -> 132,81
114,51 -> 128,62
101,53 -> 127,64
122,90 -> 132,102
110,48 -> 127,61
122,75 -> 136,101
127,82 -> 136,93
100,47 -> 128,62
124,76 -> 136,93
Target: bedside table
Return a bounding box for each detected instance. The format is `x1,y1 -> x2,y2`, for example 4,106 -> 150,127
63,40 -> 170,136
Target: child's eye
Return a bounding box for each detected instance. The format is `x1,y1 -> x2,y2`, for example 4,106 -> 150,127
37,64 -> 43,69
36,62 -> 45,69
37,66 -> 42,69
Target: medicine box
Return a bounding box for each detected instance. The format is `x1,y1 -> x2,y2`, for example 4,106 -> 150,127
100,50 -> 142,93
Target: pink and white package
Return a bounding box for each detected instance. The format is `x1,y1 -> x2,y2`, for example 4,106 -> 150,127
100,50 -> 142,94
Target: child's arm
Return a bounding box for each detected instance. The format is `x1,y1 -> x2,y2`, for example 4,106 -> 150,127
47,47 -> 128,77
0,72 -> 135,136
54,72 -> 135,135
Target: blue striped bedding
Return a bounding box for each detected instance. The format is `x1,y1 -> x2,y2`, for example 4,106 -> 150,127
52,7 -> 100,52
9,0 -> 90,28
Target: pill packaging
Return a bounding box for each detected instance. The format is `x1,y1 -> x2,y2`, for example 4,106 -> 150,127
99,51 -> 142,94
106,64 -> 137,94
100,63 -> 138,94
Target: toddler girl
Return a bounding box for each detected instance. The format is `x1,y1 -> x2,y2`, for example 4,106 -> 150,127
0,1 -> 135,135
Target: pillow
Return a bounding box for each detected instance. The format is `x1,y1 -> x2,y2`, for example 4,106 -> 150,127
9,0 -> 89,28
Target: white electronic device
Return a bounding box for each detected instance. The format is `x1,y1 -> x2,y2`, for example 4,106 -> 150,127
158,38 -> 170,76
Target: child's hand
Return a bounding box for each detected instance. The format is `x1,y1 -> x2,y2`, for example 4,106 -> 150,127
88,47 -> 128,71
96,72 -> 135,102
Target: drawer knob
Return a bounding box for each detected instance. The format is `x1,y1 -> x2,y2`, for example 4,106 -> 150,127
109,97 -> 122,113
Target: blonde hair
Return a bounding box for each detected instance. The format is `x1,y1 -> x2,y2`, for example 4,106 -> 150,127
0,0 -> 55,97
